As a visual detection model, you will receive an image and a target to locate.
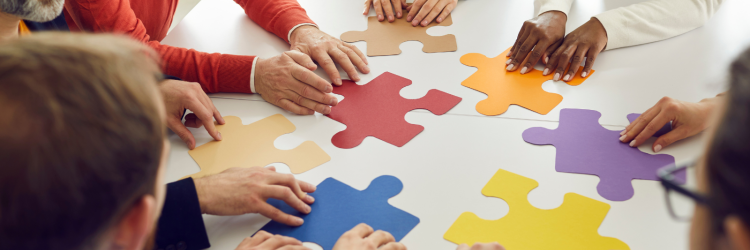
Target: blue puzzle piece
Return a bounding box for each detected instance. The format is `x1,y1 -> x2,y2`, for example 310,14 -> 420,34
259,175 -> 420,250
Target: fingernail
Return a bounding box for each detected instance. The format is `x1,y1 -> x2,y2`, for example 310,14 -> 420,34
543,68 -> 549,75
307,195 -> 315,202
363,65 -> 370,72
437,17 -> 442,22
218,132 -> 223,140
582,71 -> 588,78
294,217 -> 304,225
421,20 -> 428,26
389,16 -> 394,22
378,14 -> 383,20
325,85 -> 331,93
323,106 -> 331,114
407,15 -> 412,21
336,78 -> 342,85
654,144 -> 663,153
412,20 -> 420,26
520,67 -> 528,74
397,12 -> 402,18
553,73 -> 560,81
363,6 -> 369,14
545,57 -> 549,63
563,74 -> 571,81
620,129 -> 627,136
619,134 -> 627,142
506,64 -> 514,71
629,140 -> 637,147
506,59 -> 512,65
308,63 -> 315,69
304,203 -> 311,212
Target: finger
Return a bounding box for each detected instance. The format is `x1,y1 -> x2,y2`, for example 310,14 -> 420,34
542,39 -> 563,74
188,101 -> 222,142
311,51 -> 344,86
278,98 -> 315,115
653,127 -> 690,153
622,106 -> 661,143
183,113 -> 204,128
256,235 -> 302,250
420,0 -> 447,26
267,173 -> 308,200
197,92 -> 225,125
581,49 -> 599,78
247,231 -> 273,247
264,185 -> 312,215
380,242 -> 407,250
631,111 -> 672,148
329,47 -> 361,81
564,47 -> 587,82
520,41 -> 550,75
436,2 -> 455,23
290,66 -> 337,105
381,0 -> 395,22
256,202 -> 304,226
373,0 -> 385,21
508,23 -> 529,58
365,230 -> 396,247
456,244 -> 471,250
297,180 -> 316,194
285,50 -> 318,72
407,0 -> 426,23
553,44 -> 576,81
344,42 -> 368,66
393,0 -> 403,18
286,55 -> 332,93
277,245 -> 312,250
412,0 -> 437,26
168,116 -> 197,149
508,37 -> 538,72
349,223 -> 375,238
363,0 -> 372,15
295,95 -> 332,114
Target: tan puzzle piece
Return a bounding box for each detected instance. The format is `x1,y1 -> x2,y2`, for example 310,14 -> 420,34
184,115 -> 330,179
341,15 -> 457,56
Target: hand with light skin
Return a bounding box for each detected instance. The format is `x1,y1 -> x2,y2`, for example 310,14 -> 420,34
289,25 -> 370,87
234,231 -> 309,250
193,166 -> 316,226
620,95 -> 724,153
254,50 -> 339,115
159,79 -> 225,149
456,243 -> 505,250
332,224 -> 406,250
545,17 -> 608,82
363,0 -> 407,22
405,0 -> 458,27
506,11 -> 567,75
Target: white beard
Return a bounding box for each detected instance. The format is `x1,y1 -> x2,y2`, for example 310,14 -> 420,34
0,0 -> 65,22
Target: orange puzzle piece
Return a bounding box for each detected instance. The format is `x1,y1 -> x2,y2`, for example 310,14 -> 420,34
461,47 -> 594,116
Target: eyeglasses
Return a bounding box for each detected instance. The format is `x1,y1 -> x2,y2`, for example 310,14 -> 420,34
658,161 -> 711,221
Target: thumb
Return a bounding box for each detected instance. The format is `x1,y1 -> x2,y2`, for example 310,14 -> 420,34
167,117 -> 196,149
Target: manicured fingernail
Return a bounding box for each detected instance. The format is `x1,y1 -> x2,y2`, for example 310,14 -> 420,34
422,20 -> 428,26
543,68 -> 550,75
506,59 -> 512,65
545,57 -> 549,63
654,144 -> 663,153
218,132 -> 223,140
620,129 -> 627,136
563,74 -> 571,81
437,17 -> 443,22
582,71 -> 588,78
629,140 -> 637,147
619,134 -> 627,142
397,12 -> 402,18
553,73 -> 561,81
520,67 -> 528,74
506,64 -> 514,71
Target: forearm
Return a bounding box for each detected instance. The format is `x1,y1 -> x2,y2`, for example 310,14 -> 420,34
595,0 -> 723,50
233,0 -> 316,43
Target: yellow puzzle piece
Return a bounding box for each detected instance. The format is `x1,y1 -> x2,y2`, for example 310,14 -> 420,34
184,115 -> 331,179
461,47 -> 593,116
444,169 -> 629,250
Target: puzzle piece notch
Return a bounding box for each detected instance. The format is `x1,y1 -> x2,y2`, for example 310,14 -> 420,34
185,115 -> 330,179
327,72 -> 461,148
522,109 -> 679,201
626,113 -> 672,137
460,47 -> 593,116
260,175 -> 420,250
341,15 -> 457,56
443,169 -> 630,250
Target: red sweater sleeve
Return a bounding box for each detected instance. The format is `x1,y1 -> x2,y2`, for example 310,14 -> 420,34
233,0 -> 316,43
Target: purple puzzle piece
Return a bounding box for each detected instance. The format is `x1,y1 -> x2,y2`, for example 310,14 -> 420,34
626,113 -> 672,137
522,109 -> 682,201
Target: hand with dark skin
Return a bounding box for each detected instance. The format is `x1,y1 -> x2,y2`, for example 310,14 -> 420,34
506,11 -> 567,75
545,17 -> 608,82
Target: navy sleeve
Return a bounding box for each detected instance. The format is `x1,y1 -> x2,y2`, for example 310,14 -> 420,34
154,178 -> 210,250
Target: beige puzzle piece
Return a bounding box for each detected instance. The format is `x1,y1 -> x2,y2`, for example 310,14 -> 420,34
341,15 -> 457,56
184,115 -> 331,179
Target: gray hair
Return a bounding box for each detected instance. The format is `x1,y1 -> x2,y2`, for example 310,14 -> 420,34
0,0 -> 65,22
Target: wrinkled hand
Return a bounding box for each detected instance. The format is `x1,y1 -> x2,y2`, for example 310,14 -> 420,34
456,243 -> 505,250
235,231 -> 308,250
255,50 -> 339,115
364,0 -> 407,22
546,17 -> 607,82
506,10 -> 567,75
193,166 -> 316,226
290,26 -> 370,86
405,0 -> 457,26
332,224 -> 405,250
159,79 -> 224,149
620,96 -> 723,152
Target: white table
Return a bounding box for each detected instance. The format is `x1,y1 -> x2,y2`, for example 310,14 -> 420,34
161,0 -> 750,249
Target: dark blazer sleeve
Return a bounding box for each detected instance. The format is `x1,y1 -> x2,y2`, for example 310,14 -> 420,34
154,178 -> 211,250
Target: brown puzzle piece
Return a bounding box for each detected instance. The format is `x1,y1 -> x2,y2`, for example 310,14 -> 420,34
185,115 -> 330,179
341,15 -> 457,56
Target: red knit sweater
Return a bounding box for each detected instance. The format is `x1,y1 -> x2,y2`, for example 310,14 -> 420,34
63,0 -> 315,93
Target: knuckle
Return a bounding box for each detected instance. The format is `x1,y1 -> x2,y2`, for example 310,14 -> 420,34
664,102 -> 681,113
530,50 -> 542,58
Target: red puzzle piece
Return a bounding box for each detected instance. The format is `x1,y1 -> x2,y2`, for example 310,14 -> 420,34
327,72 -> 461,148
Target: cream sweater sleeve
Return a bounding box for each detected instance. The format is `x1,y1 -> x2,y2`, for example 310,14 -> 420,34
535,0 -> 574,17
595,0 -> 723,50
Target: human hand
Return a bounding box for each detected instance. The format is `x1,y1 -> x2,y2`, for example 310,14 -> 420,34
545,17 -> 607,82
254,50 -> 340,115
332,224 -> 405,250
193,166 -> 316,226
235,231 -> 308,250
405,0 -> 458,27
506,10 -> 567,75
290,26 -> 370,86
620,96 -> 722,152
159,79 -> 224,149
456,243 -> 505,250
364,0 -> 407,22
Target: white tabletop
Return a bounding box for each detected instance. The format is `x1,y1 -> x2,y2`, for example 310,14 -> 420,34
161,0 -> 750,249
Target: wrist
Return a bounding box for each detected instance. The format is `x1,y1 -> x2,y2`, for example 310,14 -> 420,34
539,10 -> 567,21
290,25 -> 318,45
193,177 -> 211,214
253,58 -> 266,94
589,17 -> 608,50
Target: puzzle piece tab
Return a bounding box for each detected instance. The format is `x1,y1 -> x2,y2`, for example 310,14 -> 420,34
326,72 -> 461,148
444,169 -> 629,250
185,115 -> 330,178
341,15 -> 456,56
522,109 -> 680,201
461,47 -> 593,116
260,175 -> 420,250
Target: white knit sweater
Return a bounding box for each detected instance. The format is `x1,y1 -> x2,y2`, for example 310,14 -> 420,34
535,0 -> 723,50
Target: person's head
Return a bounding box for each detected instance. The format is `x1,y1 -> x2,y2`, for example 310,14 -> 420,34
0,32 -> 168,250
690,47 -> 750,250
0,0 -> 65,22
